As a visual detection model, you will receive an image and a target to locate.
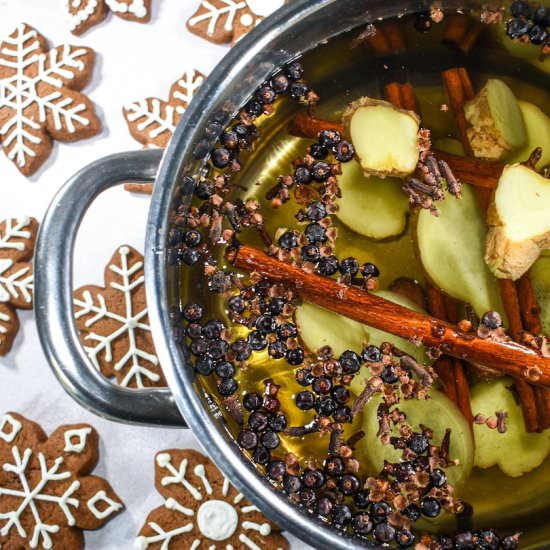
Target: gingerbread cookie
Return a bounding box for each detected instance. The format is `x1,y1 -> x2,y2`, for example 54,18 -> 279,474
66,0 -> 152,36
0,412 -> 123,548
0,23 -> 100,176
135,449 -> 289,549
187,0 -> 286,46
73,245 -> 165,388
123,68 -> 205,194
0,217 -> 38,356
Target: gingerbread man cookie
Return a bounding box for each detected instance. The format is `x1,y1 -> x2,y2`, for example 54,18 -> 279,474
0,23 -> 101,176
187,0 -> 287,46
0,412 -> 123,548
135,449 -> 289,550
66,0 -> 153,36
123,68 -> 205,194
73,245 -> 165,388
0,217 -> 38,356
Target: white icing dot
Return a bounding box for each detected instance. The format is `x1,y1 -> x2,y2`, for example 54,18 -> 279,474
156,452 -> 171,467
196,500 -> 238,541
0,414 -> 22,443
134,536 -> 149,550
240,13 -> 254,27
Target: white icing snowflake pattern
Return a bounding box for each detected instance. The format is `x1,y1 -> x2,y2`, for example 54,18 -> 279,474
0,258 -> 33,305
0,413 -> 123,549
124,68 -> 205,148
187,0 -> 285,45
135,450 -> 288,550
0,23 -> 99,175
74,245 -> 164,388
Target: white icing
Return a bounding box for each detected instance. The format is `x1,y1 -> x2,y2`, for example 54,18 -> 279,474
194,464 -> 213,495
73,245 -> 160,388
164,497 -> 193,516
106,0 -> 148,18
0,24 -> 91,168
0,414 -> 22,442
125,98 -> 177,139
188,0 -> 247,36
65,0 -> 99,32
245,0 -> 285,17
87,490 -> 123,519
134,521 -> 194,549
239,533 -> 263,550
0,259 -> 33,304
63,427 -> 92,453
0,447 -> 80,548
242,521 -> 271,536
0,218 -> 32,251
0,309 -> 10,333
233,492 -> 244,504
190,540 -> 201,550
171,69 -> 204,114
240,504 -> 260,514
239,13 -> 254,26
196,499 -> 238,540
156,454 -> 202,500
222,476 -> 230,497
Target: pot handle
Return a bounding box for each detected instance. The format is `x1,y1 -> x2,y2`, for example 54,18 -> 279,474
35,149 -> 186,427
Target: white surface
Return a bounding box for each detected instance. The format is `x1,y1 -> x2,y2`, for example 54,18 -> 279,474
0,1 -> 313,548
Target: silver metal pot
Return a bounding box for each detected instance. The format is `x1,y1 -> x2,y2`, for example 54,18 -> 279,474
35,1 -> 510,548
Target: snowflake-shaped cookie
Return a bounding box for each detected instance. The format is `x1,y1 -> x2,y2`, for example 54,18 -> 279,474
65,0 -> 153,36
0,412 -> 123,549
0,23 -> 100,176
0,217 -> 38,356
74,245 -> 165,388
123,68 -> 205,194
135,449 -> 289,550
187,0 -> 287,46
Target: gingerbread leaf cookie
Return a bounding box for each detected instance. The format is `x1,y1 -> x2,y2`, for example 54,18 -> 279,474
74,245 -> 165,388
186,0 -> 286,46
0,217 -> 38,356
0,412 -> 123,549
123,68 -> 204,194
0,23 -> 100,176
66,0 -> 152,36
135,449 -> 289,550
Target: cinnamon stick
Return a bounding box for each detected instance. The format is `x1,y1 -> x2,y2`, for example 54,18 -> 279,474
443,14 -> 485,53
287,111 -> 502,189
364,22 -> 406,54
386,83 -> 473,424
231,244 -> 550,389
442,67 -> 545,431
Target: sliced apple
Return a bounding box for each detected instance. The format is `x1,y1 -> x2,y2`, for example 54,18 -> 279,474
416,184 -> 504,318
471,378 -> 550,477
485,164 -> 550,281
464,79 -> 526,161
360,390 -> 474,489
335,160 -> 409,240
342,97 -> 420,178
530,255 -> 550,336
506,101 -> 550,169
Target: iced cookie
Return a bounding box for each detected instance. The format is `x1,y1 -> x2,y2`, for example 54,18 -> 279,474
135,449 -> 289,549
66,0 -> 152,36
0,412 -> 123,548
73,245 -> 165,388
0,23 -> 100,176
0,217 -> 38,355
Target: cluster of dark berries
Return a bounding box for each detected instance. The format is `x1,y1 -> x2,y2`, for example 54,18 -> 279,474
182,303 -> 238,397
435,530 -> 519,550
226,278 -> 306,366
507,2 -> 549,45
237,381 -> 286,466
209,61 -> 315,173
310,128 -> 355,164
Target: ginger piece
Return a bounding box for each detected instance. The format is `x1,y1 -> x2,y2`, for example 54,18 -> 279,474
341,97 -> 420,178
464,79 -> 526,160
486,164 -> 550,280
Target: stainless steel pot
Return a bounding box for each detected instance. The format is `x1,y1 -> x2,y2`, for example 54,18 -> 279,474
34,1 -> 528,548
